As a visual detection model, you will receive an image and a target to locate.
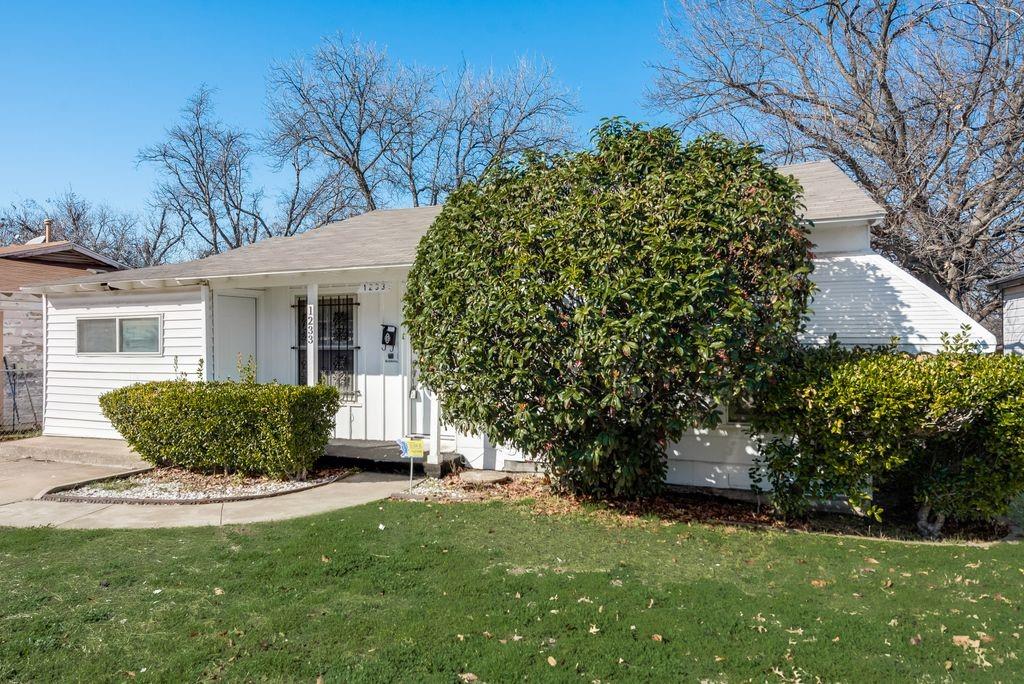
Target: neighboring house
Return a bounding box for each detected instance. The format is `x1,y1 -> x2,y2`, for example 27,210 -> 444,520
25,161 -> 994,491
0,232 -> 124,430
992,271 -> 1024,354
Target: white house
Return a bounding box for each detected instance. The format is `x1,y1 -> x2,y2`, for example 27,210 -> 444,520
25,161 -> 995,491
993,271 -> 1024,354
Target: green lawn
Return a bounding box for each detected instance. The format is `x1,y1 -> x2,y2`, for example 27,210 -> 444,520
1,499 -> 1022,682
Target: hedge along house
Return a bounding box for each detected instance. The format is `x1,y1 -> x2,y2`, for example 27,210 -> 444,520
26,161 -> 995,491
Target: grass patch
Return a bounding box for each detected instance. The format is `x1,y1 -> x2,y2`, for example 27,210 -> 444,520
1,499 -> 1022,681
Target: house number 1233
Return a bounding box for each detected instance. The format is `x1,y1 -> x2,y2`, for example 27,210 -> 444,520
306,304 -> 315,346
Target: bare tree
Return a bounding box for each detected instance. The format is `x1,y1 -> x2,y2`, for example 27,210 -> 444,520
129,206 -> 187,267
268,36 -> 578,209
142,87 -> 349,257
0,191 -> 183,267
268,38 -> 403,212
438,58 -> 577,197
650,0 -> 1024,323
139,87 -> 268,255
382,64 -> 446,206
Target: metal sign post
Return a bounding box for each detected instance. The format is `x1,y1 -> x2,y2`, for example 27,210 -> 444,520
396,438 -> 425,488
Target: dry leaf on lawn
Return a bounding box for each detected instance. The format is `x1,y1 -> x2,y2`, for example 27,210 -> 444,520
953,635 -> 980,650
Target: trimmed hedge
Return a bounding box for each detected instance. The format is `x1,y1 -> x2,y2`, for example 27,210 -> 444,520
100,380 -> 340,479
749,330 -> 1024,537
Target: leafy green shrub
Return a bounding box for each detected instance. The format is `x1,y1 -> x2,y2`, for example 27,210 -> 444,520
750,331 -> 1024,537
404,119 -> 814,499
100,380 -> 340,479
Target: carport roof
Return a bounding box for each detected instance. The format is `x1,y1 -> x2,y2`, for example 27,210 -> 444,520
27,160 -> 883,293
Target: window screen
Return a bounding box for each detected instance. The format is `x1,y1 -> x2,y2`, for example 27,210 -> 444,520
76,316 -> 161,354
119,317 -> 160,353
77,319 -> 117,353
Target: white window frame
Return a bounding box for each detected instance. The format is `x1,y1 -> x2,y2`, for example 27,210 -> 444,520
76,314 -> 164,356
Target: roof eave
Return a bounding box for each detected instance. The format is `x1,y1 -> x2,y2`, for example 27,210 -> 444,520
802,212 -> 886,226
990,272 -> 1024,291
24,262 -> 415,294
1,242 -> 127,270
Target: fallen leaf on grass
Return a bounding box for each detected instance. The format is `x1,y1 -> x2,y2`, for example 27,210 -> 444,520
910,634 -> 922,646
458,674 -> 478,682
651,634 -> 663,642
547,656 -> 557,667
589,624 -> 600,634
810,579 -> 828,588
953,635 -> 980,650
320,556 -> 330,563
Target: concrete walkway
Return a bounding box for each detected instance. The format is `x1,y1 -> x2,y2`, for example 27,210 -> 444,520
0,457 -> 413,529
0,436 -> 146,468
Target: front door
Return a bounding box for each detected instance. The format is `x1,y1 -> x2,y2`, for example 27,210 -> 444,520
214,295 -> 257,380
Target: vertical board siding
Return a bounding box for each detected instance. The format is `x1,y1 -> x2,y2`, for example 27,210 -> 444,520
44,288 -> 205,439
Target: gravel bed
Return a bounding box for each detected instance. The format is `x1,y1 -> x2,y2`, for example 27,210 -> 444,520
407,477 -> 476,501
57,466 -> 351,503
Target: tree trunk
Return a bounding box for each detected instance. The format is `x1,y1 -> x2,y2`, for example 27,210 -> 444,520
916,504 -> 946,539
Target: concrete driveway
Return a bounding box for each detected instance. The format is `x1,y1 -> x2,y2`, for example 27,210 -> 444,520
0,459 -> 128,506
0,456 -> 413,529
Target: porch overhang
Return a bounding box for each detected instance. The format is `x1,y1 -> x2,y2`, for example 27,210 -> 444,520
22,263 -> 413,295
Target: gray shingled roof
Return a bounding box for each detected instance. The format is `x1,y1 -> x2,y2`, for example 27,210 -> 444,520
32,160 -> 882,291
782,160 -> 883,221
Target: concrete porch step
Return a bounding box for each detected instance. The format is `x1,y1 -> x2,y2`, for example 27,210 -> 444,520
502,459 -> 544,474
0,436 -> 147,468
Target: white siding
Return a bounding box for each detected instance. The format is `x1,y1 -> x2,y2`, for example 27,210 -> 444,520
803,253 -> 993,352
666,251 -> 996,490
232,274 -> 410,443
44,288 -> 206,439
1003,284 -> 1024,354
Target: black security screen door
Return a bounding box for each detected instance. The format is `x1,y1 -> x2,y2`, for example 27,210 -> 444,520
294,296 -> 359,401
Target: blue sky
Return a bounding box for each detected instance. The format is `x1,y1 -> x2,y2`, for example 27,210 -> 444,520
0,1 -> 673,213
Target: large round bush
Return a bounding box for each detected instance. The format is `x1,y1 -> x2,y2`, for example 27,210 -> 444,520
404,120 -> 813,498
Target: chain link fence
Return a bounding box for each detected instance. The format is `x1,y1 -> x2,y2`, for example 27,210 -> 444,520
0,365 -> 42,435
